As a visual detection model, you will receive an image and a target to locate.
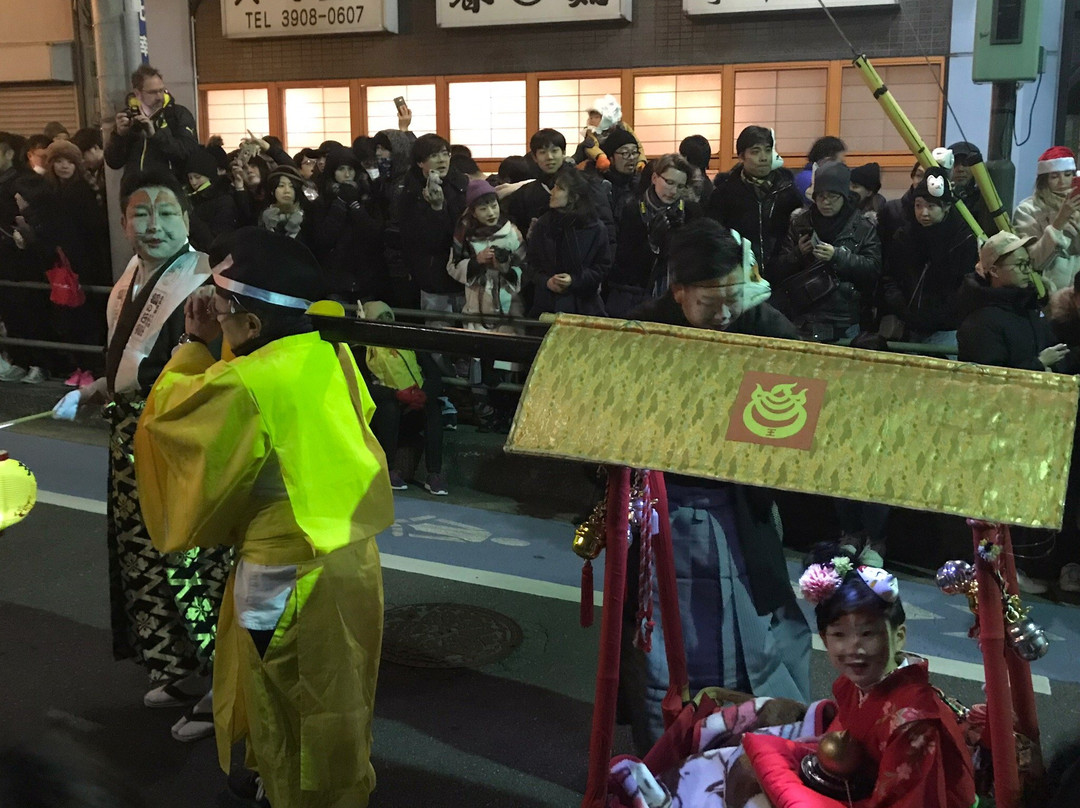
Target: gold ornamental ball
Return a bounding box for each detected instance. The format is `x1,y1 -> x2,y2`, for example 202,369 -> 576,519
816,731 -> 866,778
0,451 -> 37,531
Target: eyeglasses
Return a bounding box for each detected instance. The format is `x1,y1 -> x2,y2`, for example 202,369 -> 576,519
213,294 -> 248,317
614,147 -> 640,158
1000,258 -> 1033,273
657,173 -> 687,191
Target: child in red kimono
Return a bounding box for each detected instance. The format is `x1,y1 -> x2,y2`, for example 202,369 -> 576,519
608,545 -> 979,808
743,546 -> 979,808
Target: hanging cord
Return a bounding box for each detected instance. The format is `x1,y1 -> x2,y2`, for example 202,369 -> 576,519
1013,72 -> 1043,147
814,0 -> 860,58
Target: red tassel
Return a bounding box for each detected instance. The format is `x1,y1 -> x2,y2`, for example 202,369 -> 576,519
581,559 -> 594,627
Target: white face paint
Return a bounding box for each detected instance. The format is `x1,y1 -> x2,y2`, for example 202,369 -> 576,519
122,186 -> 190,265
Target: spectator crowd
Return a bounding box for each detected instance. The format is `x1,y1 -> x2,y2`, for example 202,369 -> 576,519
3,64 -> 1080,590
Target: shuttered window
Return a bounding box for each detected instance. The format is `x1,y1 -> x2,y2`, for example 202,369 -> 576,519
0,83 -> 78,136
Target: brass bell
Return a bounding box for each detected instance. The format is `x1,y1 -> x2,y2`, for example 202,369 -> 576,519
799,731 -> 873,800
572,502 -> 607,561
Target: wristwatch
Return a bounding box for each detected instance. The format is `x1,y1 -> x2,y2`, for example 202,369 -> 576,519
178,332 -> 207,346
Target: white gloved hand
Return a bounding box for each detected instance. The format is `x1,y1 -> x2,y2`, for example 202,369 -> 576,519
52,390 -> 81,421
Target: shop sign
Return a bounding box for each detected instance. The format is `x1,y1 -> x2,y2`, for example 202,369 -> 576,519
222,0 -> 398,38
684,0 -> 894,14
436,0 -> 632,28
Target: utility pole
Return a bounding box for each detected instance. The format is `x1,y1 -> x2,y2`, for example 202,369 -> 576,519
90,0 -> 144,278
987,82 -> 1018,215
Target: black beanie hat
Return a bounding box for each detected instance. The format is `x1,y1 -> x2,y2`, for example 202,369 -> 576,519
812,161 -> 851,199
324,147 -> 362,176
849,162 -> 881,194
600,127 -> 638,159
214,227 -> 326,308
185,146 -> 219,180
913,167 -> 953,206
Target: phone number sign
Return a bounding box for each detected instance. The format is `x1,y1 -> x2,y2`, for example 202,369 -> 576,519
222,0 -> 399,38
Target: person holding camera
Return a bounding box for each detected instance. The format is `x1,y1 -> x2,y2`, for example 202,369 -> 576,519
773,160 -> 882,342
104,65 -> 198,182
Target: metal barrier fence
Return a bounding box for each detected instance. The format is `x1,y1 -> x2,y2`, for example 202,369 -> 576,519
0,278 -> 961,359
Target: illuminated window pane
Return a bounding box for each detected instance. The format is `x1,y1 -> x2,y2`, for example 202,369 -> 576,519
537,76 -> 621,141
283,86 -> 352,153
366,83 -> 437,136
634,73 -> 721,158
448,80 -> 527,159
206,88 -> 270,154
733,69 -> 827,156
841,64 -> 941,153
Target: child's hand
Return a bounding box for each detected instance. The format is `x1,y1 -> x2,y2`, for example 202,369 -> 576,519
476,247 -> 496,266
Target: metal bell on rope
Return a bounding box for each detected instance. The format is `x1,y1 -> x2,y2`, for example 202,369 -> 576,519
1003,594 -> 1049,662
573,500 -> 607,561
936,560 -> 974,594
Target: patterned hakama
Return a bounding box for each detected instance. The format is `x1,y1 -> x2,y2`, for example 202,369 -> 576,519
106,396 -> 231,683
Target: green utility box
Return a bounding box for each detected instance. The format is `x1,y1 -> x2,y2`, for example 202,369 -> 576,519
972,0 -> 1044,82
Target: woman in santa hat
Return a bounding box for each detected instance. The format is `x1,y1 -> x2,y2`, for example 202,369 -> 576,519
1013,146 -> 1080,292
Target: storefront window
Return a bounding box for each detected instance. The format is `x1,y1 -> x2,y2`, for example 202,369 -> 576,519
634,73 -> 722,158
205,88 -> 270,152
283,86 -> 352,154
841,64 -> 942,153
365,83 -> 437,138
732,68 -> 827,158
448,80 -> 527,159
538,77 -> 621,139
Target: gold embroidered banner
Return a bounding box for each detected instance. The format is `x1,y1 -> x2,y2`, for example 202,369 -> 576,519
505,314 -> 1080,528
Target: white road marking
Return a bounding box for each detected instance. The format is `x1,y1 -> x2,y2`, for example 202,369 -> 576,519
33,488 -> 1057,693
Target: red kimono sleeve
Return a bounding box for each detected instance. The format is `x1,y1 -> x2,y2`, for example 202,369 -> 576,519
868,719 -> 952,808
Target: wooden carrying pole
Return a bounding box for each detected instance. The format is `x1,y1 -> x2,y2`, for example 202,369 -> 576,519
969,521 -> 1042,808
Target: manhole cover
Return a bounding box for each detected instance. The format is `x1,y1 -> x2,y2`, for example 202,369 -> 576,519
381,602 -> 523,668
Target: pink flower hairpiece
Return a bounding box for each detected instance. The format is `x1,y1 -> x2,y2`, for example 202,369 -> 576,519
798,559 -> 901,606
798,564 -> 843,605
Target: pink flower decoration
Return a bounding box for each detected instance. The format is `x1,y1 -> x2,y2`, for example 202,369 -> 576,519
798,564 -> 843,605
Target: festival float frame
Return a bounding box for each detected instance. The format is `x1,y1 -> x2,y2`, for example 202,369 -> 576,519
505,314 -> 1079,808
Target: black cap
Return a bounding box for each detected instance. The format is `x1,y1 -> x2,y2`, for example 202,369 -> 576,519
913,166 -> 953,206
849,162 -> 881,194
214,227 -> 327,309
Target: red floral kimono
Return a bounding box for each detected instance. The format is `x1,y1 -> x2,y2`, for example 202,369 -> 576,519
744,658 -> 978,808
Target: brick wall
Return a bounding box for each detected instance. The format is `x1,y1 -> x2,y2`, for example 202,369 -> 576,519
194,0 -> 951,83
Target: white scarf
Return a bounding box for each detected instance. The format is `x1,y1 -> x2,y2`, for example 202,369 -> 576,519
107,247 -> 210,394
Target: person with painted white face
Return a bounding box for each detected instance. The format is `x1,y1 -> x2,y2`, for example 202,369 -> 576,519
104,64 -> 198,181
57,169 -> 230,744
1013,146 -> 1080,293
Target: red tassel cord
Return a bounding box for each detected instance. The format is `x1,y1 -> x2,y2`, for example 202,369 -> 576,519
581,559 -> 594,628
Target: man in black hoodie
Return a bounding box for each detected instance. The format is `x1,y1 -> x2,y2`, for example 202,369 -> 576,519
706,126 -> 802,281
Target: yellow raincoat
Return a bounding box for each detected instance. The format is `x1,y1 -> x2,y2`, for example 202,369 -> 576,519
133,331 -> 394,808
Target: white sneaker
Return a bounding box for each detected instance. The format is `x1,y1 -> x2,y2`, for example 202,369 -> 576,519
20,366 -> 46,384
0,358 -> 26,382
1015,570 -> 1049,595
1059,563 -> 1080,593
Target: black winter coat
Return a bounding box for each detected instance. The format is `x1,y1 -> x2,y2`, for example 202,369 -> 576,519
189,181 -> 238,246
104,96 -> 199,181
706,165 -> 803,279
881,207 -> 978,335
956,274 -> 1051,370
508,172 -> 617,254
527,209 -> 611,317
397,168 -> 468,295
773,205 -> 882,330
607,195 -> 703,318
311,181 -> 388,301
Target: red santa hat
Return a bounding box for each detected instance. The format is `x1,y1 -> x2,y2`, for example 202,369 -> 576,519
1037,146 -> 1076,175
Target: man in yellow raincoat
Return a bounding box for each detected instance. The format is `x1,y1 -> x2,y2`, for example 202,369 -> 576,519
133,227 -> 394,808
